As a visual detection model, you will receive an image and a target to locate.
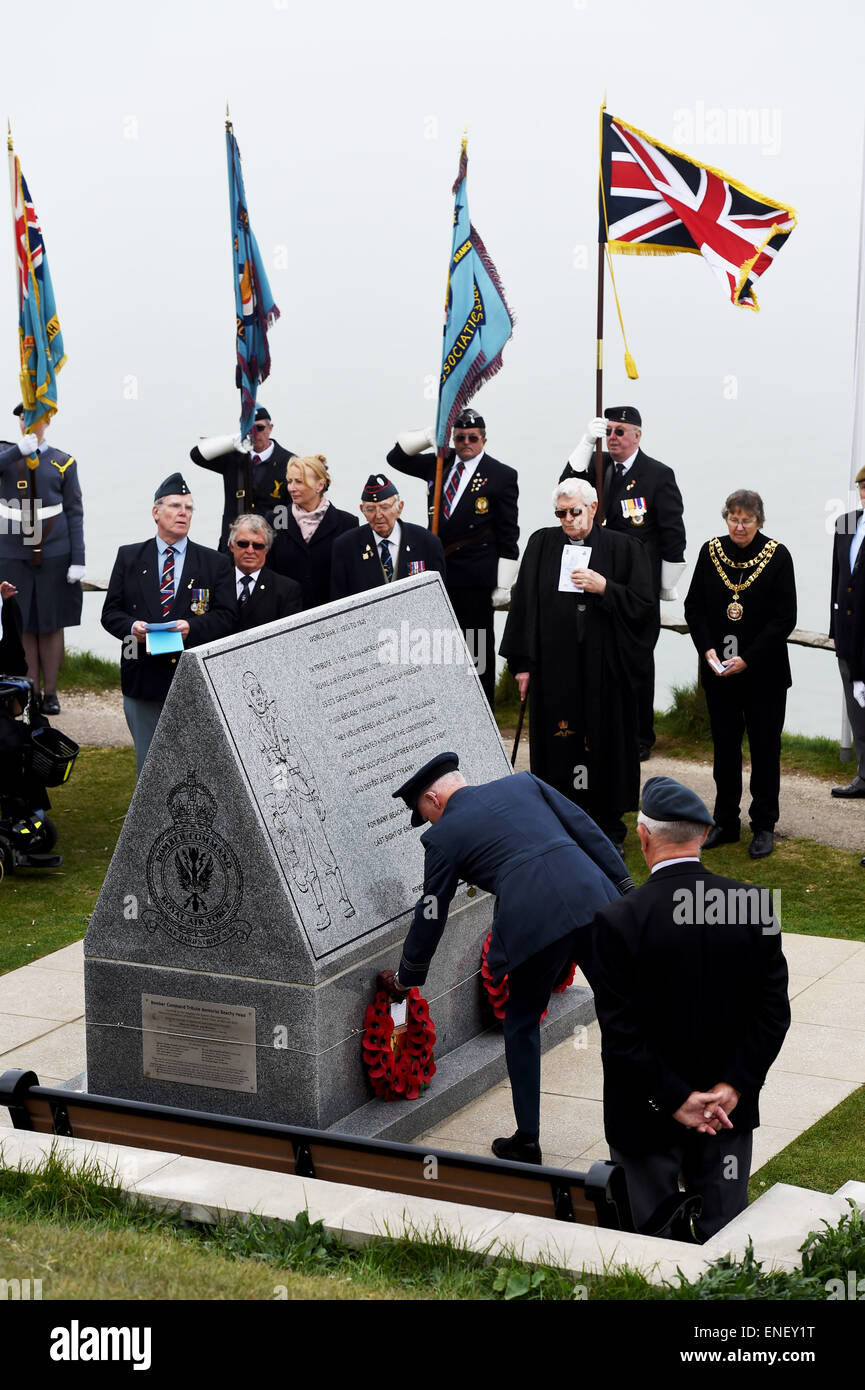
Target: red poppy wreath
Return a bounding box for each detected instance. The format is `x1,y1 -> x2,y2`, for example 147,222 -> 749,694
362,987 -> 437,1100
480,932 -> 577,1022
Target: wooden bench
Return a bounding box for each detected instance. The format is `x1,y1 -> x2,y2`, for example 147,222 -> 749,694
0,1067 -> 640,1230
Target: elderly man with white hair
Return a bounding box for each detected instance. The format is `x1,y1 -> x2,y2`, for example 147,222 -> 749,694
500,477 -> 655,848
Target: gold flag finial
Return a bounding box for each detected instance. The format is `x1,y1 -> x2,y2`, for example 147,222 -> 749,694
225,101 -> 231,132
7,118 -> 13,153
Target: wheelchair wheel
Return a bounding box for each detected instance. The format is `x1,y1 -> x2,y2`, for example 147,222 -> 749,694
0,839 -> 10,882
31,816 -> 58,852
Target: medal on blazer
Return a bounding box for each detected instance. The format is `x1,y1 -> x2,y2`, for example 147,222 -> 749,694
621,497 -> 646,526
474,496 -> 489,514
189,587 -> 211,615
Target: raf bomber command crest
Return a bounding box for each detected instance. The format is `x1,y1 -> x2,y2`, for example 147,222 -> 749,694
143,770 -> 252,947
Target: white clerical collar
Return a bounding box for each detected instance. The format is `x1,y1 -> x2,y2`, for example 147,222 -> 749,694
652,856 -> 701,873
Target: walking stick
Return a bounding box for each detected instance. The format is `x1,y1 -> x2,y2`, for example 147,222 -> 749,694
510,694 -> 528,767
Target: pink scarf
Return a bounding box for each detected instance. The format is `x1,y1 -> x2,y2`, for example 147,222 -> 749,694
293,497 -> 330,541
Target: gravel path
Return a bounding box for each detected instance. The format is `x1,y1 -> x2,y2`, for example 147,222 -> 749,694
51,695 -> 865,853
509,735 -> 865,854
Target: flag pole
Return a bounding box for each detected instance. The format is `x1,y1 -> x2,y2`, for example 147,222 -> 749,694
432,128 -> 468,538
595,100 -> 606,522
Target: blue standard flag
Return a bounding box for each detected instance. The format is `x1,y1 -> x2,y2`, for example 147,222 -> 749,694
8,141 -> 66,432
435,137 -> 514,450
226,120 -> 280,438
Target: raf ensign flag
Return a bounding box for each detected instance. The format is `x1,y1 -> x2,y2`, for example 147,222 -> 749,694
226,121 -> 280,438
8,145 -> 66,430
435,138 -> 514,449
600,111 -> 796,310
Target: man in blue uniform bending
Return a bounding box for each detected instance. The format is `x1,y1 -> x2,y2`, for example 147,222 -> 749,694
380,752 -> 633,1164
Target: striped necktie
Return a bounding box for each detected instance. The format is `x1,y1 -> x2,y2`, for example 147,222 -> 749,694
160,546 -> 175,617
443,460 -> 465,519
379,539 -> 394,582
239,574 -> 253,604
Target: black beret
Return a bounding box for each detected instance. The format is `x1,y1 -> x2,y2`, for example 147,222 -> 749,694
454,408 -> 485,431
605,406 -> 642,427
641,776 -> 714,827
361,473 -> 398,503
254,406 -> 271,422
392,752 -> 460,827
12,403 -> 24,417
154,473 -> 192,501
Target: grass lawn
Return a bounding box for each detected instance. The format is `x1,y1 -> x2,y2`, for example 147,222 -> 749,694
750,1085 -> 865,1200
56,647 -> 120,693
0,745 -> 136,974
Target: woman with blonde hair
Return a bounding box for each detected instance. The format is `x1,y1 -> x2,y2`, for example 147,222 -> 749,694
268,454 -> 357,609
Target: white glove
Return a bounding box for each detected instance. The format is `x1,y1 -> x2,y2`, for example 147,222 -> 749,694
195,432 -> 244,461
18,434 -> 39,455
566,418 -> 607,476
492,557 -> 519,609
66,565 -> 86,584
396,425 -> 437,456
660,560 -> 687,602
854,681 -> 865,709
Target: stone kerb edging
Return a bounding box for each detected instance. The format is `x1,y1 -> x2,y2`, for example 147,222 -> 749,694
3,1126 -> 863,1287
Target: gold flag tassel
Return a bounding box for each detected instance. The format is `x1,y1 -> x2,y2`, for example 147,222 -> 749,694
598,121 -> 639,381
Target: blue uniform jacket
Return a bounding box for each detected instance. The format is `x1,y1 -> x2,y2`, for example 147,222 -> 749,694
0,440 -> 84,564
399,771 -> 632,987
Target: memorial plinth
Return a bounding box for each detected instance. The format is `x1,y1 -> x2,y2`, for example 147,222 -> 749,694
84,574 -> 593,1137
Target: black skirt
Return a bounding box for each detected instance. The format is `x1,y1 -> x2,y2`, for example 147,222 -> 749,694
1,556 -> 82,633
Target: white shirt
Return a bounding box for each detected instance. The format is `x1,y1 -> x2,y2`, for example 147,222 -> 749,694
850,511 -> 865,572
376,521 -> 402,573
235,565 -> 262,600
251,441 -> 274,464
651,856 -> 701,873
612,448 -> 639,478
444,453 -> 484,513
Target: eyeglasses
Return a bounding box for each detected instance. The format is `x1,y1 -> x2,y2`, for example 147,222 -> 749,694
555,507 -> 584,519
605,426 -> 628,437
361,502 -> 397,514
253,423 -> 270,432
233,539 -> 267,551
454,432 -> 482,443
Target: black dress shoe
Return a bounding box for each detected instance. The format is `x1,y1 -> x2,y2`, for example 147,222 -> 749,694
749,830 -> 774,859
831,782 -> 865,799
639,743 -> 652,762
41,692 -> 60,715
491,1132 -> 542,1165
703,825 -> 740,850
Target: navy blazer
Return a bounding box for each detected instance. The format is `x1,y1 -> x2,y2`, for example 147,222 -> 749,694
385,444 -> 518,589
591,860 -> 790,1154
235,566 -> 303,632
268,504 -> 358,610
830,509 -> 865,680
101,538 -> 236,702
190,439 -> 296,549
398,771 -> 631,988
330,520 -> 446,601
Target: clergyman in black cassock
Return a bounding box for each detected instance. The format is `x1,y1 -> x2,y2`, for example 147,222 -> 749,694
500,481 -> 655,846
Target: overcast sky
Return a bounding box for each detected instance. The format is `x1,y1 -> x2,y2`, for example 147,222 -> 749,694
3,0 -> 864,732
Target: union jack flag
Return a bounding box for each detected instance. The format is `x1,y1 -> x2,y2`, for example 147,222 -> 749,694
600,112 -> 796,310
8,149 -> 66,426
